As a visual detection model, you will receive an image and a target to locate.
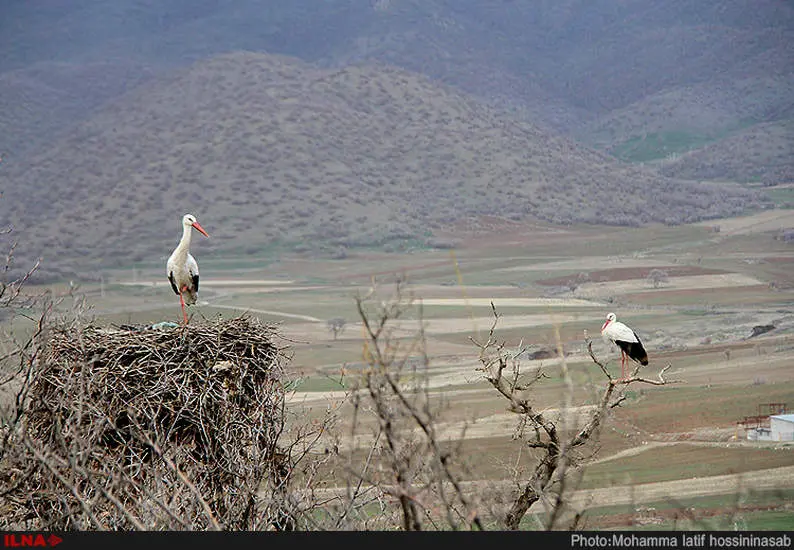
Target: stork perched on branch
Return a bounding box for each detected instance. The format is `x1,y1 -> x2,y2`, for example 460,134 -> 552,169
166,214 -> 209,324
601,312 -> 648,380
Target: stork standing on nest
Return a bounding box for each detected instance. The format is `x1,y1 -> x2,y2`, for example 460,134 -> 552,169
166,214 -> 210,324
601,312 -> 648,380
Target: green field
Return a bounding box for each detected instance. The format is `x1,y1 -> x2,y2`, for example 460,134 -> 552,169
611,131 -> 718,162
763,187 -> 794,208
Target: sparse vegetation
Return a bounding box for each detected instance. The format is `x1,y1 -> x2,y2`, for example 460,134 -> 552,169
0,53 -> 774,282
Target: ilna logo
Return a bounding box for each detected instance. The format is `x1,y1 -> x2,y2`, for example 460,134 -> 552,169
3,534 -> 63,548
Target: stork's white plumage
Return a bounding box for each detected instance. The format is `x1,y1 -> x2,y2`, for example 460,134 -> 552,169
600,312 -> 648,380
166,214 -> 210,324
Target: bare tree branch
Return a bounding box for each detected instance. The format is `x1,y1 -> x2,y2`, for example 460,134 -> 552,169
473,304 -> 680,529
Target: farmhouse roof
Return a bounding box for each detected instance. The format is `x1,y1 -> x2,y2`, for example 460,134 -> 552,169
770,414 -> 794,423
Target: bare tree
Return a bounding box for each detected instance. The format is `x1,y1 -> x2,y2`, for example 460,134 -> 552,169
326,317 -> 347,340
326,279 -> 483,531
0,225 -> 41,310
566,272 -> 590,293
312,286 -> 682,531
647,269 -> 669,289
471,303 -> 677,530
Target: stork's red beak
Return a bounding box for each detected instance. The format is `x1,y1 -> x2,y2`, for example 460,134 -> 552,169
601,320 -> 611,331
192,222 -> 210,238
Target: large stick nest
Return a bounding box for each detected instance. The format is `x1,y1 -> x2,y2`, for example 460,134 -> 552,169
1,315 -> 294,530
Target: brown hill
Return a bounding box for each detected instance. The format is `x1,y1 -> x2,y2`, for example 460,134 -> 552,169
0,52 -> 769,281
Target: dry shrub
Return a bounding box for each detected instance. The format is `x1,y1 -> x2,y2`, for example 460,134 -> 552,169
0,314 -> 295,530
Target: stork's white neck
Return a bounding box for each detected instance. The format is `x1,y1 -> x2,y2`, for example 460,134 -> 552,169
172,223 -> 193,264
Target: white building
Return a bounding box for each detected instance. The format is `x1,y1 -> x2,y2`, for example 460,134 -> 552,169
770,414 -> 794,441
746,426 -> 771,441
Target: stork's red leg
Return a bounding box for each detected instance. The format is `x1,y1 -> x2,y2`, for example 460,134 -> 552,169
179,292 -> 188,325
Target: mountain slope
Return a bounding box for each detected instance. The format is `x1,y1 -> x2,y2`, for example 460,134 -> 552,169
576,75 -> 794,152
659,119 -> 794,184
0,52 -> 768,281
2,1 -> 791,137
0,60 -> 155,162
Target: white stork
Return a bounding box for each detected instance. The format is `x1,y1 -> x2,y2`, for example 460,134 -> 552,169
600,312 -> 648,380
166,214 -> 210,324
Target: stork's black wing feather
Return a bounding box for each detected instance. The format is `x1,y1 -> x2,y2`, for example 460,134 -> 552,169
192,273 -> 199,294
617,332 -> 649,366
168,271 -> 180,296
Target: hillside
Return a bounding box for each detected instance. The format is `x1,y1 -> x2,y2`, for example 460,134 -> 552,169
320,1 -> 794,129
659,119 -> 794,184
0,60 -> 155,162
1,1 -> 791,166
0,52 -> 769,281
575,76 -> 794,155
